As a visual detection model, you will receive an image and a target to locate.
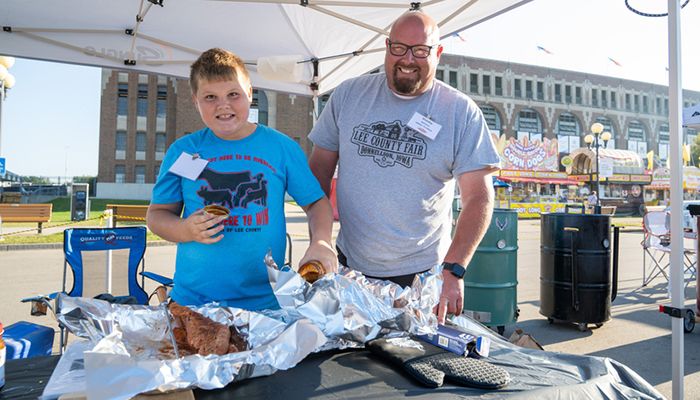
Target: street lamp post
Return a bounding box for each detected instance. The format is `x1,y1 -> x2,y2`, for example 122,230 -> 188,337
584,122 -> 612,214
0,56 -> 17,158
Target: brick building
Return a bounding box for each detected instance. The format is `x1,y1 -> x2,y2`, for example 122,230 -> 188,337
96,55 -> 700,200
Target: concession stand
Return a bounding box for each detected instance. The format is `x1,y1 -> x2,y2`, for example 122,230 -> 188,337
646,166 -> 700,205
493,134 -> 576,218
568,148 -> 651,216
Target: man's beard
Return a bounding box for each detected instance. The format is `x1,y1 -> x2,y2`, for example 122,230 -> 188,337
391,64 -> 423,95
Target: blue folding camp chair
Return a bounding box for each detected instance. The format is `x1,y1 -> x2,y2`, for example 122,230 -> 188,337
23,226 -> 172,353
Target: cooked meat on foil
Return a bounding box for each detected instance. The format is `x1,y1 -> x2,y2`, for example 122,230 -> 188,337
168,302 -> 247,356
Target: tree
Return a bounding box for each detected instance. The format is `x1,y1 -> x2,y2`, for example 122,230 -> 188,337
690,135 -> 700,168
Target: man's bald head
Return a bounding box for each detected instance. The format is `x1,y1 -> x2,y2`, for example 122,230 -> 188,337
385,11 -> 443,96
391,11 -> 440,43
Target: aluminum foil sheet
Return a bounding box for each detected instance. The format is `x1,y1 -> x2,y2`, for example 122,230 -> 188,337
267,260 -> 442,347
54,294 -> 327,400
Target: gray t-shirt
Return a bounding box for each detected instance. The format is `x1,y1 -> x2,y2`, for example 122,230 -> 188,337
309,73 -> 500,277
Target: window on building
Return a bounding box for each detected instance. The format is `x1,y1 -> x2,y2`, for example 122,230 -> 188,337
155,133 -> 166,161
135,132 -> 147,161
156,84 -> 167,120
656,97 -> 662,115
627,120 -> 647,156
601,90 -> 608,108
516,109 -> 542,140
514,78 -> 522,98
565,85 -> 572,103
115,130 -> 127,160
479,104 -> 501,133
659,123 -> 670,160
537,81 -> 544,100
611,91 -> 617,109
117,83 -> 128,116
642,95 -> 648,113
154,164 -> 161,181
495,76 -> 503,96
592,89 -> 598,107
575,86 -> 582,104
137,82 -> 148,118
664,98 -> 669,114
482,75 -> 491,95
436,69 -> 444,82
251,89 -> 269,125
525,80 -> 533,99
556,113 -> 580,154
135,165 -> 146,184
470,73 -> 479,93
115,165 -> 126,184
449,71 -> 458,89
554,84 -> 562,102
634,94 -> 640,112
625,93 -> 631,111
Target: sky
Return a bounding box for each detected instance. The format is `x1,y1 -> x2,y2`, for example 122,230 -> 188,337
1,0 -> 699,177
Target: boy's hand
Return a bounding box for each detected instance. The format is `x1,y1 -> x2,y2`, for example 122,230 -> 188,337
299,240 -> 338,274
184,209 -> 226,244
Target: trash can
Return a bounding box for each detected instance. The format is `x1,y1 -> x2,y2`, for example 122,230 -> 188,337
540,213 -> 619,331
463,209 -> 519,335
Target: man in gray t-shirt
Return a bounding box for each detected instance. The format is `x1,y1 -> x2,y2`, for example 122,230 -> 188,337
308,10 -> 500,323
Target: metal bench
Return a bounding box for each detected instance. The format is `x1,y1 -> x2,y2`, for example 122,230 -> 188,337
0,203 -> 53,233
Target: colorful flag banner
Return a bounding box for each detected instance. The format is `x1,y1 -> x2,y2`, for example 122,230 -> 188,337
608,57 -> 622,67
451,32 -> 466,42
536,45 -> 553,55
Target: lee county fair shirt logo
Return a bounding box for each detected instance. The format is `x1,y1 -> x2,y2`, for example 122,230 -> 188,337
351,120 -> 426,168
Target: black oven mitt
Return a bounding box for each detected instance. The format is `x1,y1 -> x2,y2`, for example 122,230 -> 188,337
366,337 -> 509,389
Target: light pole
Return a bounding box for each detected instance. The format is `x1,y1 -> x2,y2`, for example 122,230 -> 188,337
584,122 -> 612,214
0,56 -> 17,158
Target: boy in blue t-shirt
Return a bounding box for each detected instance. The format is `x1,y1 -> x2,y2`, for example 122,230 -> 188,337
148,48 -> 337,310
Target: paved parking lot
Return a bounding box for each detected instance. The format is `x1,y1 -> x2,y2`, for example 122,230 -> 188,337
1,204 -> 699,398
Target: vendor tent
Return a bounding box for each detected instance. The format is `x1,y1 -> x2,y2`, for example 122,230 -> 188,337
0,0 -> 532,96
0,1 -> 695,399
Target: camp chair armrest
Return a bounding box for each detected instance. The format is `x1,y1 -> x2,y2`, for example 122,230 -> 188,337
141,271 -> 173,287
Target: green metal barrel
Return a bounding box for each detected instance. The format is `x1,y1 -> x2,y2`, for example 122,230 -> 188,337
462,209 -> 519,334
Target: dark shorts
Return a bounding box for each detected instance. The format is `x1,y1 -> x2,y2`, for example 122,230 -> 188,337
337,246 -> 429,288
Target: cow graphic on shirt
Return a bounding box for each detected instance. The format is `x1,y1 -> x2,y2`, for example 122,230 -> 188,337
196,167 -> 268,209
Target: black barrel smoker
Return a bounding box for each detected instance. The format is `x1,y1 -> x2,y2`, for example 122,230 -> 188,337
540,213 -> 619,331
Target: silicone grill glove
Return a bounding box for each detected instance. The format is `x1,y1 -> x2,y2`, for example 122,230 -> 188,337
366,337 -> 510,389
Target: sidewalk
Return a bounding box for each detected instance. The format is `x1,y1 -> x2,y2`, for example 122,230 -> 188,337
1,204 -> 698,398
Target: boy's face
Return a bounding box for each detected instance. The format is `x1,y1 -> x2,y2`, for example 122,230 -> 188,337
192,75 -> 254,140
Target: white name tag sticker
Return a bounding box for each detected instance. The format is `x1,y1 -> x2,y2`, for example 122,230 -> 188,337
168,152 -> 208,181
407,112 -> 441,140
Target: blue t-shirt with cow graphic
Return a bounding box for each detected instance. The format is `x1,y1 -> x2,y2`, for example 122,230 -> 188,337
152,125 -> 323,310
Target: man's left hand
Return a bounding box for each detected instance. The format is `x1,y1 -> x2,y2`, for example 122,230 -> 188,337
434,269 -> 464,324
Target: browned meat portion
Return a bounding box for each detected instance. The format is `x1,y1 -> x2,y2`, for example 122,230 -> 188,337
228,325 -> 247,353
168,302 -> 232,356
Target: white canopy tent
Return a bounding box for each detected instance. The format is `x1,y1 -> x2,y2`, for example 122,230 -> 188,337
0,1 -> 694,399
0,0 -> 532,96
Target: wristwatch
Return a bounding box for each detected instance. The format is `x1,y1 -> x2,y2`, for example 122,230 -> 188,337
442,262 -> 467,279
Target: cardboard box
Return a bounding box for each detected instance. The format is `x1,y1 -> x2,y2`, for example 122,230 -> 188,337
416,324 -> 490,357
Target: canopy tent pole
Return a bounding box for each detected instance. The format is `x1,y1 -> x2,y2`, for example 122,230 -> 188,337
667,0 -> 684,399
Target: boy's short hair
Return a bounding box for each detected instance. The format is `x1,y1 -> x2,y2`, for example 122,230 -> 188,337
190,48 -> 251,94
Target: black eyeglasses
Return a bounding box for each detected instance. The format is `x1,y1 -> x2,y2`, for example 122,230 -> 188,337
386,39 -> 438,59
